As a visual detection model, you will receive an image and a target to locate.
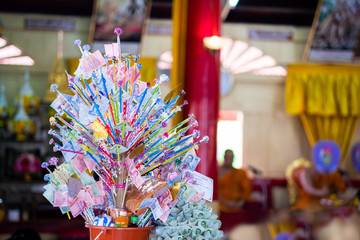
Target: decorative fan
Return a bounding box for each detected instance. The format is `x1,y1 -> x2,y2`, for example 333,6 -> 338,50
0,36 -> 34,66
220,37 -> 283,75
157,37 -> 287,96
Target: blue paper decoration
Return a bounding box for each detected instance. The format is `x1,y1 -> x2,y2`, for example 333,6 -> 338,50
275,232 -> 295,240
312,140 -> 341,174
352,143 -> 360,172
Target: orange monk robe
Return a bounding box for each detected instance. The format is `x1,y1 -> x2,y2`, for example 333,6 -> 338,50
219,168 -> 252,212
292,170 -> 346,210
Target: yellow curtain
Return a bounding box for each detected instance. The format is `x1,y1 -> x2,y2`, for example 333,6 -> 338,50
171,0 -> 188,126
286,64 -> 360,161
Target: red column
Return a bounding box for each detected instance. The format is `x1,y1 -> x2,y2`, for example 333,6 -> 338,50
184,0 -> 220,199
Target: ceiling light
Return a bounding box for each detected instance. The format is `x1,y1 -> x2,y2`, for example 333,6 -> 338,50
203,36 -> 222,51
228,0 -> 240,8
0,56 -> 35,66
0,37 -> 7,48
0,45 -> 22,59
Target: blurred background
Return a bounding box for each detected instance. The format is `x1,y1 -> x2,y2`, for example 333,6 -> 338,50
1,0 -> 360,239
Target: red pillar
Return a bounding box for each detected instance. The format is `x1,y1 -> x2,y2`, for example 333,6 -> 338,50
184,0 -> 220,199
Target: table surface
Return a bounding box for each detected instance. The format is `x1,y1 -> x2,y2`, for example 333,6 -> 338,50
0,218 -> 90,238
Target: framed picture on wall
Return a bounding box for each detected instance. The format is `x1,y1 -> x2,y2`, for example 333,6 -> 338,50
303,0 -> 360,63
89,0 -> 150,45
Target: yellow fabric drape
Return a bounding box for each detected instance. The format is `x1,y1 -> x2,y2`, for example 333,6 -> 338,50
300,114 -> 359,158
285,64 -> 360,161
171,0 -> 188,126
137,57 -> 157,85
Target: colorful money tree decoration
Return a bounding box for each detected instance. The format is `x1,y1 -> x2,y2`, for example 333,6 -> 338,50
43,27 -> 222,237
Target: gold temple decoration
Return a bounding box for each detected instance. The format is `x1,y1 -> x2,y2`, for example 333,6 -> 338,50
45,30 -> 72,103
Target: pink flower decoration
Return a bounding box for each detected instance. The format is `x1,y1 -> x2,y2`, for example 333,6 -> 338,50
13,153 -> 41,174
114,28 -> 123,36
49,157 -> 58,166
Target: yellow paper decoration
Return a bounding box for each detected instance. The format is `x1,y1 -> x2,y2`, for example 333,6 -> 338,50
91,119 -> 108,140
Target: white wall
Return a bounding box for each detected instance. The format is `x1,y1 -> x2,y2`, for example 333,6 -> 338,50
222,79 -> 311,177
221,24 -> 312,177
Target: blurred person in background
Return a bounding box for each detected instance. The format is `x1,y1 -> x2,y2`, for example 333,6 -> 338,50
219,149 -> 252,212
286,158 -> 346,211
218,149 -> 254,237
